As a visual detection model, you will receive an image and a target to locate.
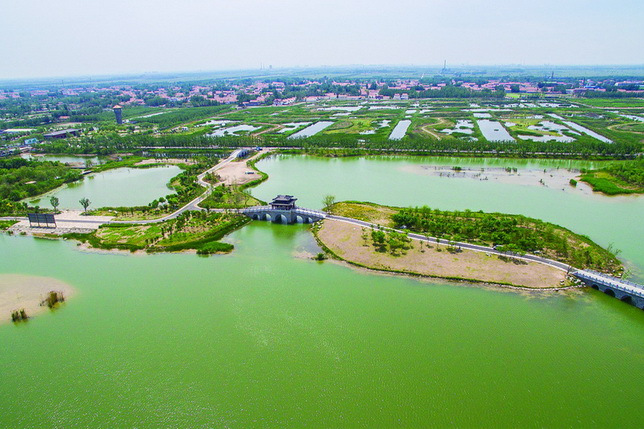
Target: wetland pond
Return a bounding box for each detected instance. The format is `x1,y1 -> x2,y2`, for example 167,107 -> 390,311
31,165 -> 181,209
2,155 -> 643,427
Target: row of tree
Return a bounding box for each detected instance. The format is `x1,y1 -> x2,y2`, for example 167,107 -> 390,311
390,206 -> 620,270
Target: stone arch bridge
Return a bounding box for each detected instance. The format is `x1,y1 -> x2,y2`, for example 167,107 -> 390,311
241,205 -> 326,224
573,269 -> 644,309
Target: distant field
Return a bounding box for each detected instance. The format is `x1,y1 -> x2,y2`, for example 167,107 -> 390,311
579,98 -> 644,108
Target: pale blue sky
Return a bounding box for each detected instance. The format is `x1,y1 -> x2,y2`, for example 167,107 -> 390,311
1,0 -> 642,79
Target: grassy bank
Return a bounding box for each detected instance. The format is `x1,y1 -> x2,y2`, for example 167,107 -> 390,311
579,158 -> 644,195
0,220 -> 17,230
200,151 -> 270,209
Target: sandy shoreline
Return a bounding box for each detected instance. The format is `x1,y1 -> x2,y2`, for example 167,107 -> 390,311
400,164 -> 597,194
0,274 -> 75,324
316,219 -> 567,289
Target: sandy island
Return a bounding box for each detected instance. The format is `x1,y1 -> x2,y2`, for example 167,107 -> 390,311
316,219 -> 567,289
0,274 -> 75,324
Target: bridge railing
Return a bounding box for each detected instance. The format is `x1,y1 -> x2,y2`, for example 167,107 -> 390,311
241,205 -> 326,218
575,269 -> 644,297
241,206 -> 272,213
293,207 -> 327,218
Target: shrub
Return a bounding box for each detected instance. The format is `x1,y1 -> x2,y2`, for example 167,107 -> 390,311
196,241 -> 234,255
41,291 -> 65,309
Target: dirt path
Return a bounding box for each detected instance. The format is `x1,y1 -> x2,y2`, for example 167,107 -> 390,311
420,117 -> 449,140
252,123 -> 284,136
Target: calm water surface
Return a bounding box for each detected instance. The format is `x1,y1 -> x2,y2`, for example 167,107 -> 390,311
1,155 -> 643,427
255,155 -> 644,281
31,166 -> 181,209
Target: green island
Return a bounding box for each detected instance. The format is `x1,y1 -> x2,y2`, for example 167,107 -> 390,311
314,201 -> 622,288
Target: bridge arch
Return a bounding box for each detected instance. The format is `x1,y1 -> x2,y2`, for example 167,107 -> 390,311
620,295 -> 633,305
603,288 -> 616,297
273,214 -> 287,224
294,215 -> 314,224
590,284 -> 599,290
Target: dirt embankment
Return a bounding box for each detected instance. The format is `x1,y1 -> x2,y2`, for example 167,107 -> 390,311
316,219 -> 567,289
134,158 -> 197,166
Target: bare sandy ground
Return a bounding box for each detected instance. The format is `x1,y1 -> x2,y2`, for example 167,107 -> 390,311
317,219 -> 566,289
215,152 -> 266,186
8,210 -> 113,236
0,274 -> 75,324
400,164 -> 597,194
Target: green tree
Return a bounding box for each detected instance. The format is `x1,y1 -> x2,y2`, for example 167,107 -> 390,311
322,194 -> 336,210
49,196 -> 60,213
79,197 -> 91,213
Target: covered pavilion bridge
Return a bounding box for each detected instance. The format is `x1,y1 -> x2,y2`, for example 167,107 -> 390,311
573,269 -> 644,309
241,195 -> 326,224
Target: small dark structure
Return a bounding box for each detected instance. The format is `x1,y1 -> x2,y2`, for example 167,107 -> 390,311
27,213 -> 56,228
43,129 -> 80,139
236,148 -> 250,158
113,105 -> 123,125
271,195 -> 297,210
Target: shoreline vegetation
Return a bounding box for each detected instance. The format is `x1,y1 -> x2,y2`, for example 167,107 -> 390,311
84,158 -> 211,220
313,201 -> 623,289
579,158 -> 644,195
3,151 -> 267,255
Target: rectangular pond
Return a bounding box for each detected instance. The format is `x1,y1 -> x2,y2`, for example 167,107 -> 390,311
561,121 -> 613,143
476,119 -> 515,142
388,120 -> 411,140
288,121 -> 334,139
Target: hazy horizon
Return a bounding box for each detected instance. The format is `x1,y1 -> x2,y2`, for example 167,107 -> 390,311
2,0 -> 643,80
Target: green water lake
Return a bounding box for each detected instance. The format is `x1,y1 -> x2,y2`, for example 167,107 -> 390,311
1,155 -> 643,427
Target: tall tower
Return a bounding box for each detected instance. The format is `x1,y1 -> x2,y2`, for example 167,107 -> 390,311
113,105 -> 123,125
